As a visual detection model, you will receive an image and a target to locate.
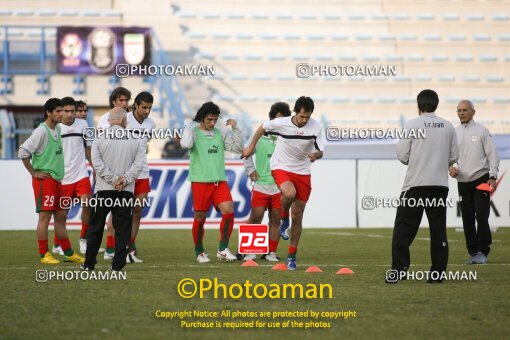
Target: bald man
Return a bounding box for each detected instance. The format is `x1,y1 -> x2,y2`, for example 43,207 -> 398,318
449,100 -> 500,264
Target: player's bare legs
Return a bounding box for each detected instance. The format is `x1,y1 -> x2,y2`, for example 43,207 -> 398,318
216,201 -> 236,261
279,181 -> 296,239
269,208 -> 281,243
53,210 -> 70,241
247,206 -> 265,224
104,213 -> 115,258
289,200 -> 306,248
37,211 -> 53,242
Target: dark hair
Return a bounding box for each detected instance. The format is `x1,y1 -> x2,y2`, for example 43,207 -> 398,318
76,100 -> 87,109
294,96 -> 314,114
134,91 -> 154,107
61,96 -> 76,107
417,89 -> 439,113
43,98 -> 63,119
269,102 -> 291,119
193,101 -> 220,122
109,87 -> 131,108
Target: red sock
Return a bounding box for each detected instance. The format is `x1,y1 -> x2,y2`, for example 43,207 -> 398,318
80,223 -> 89,239
281,209 -> 289,219
269,239 -> 279,252
288,245 -> 297,259
53,235 -> 59,247
106,235 -> 115,249
219,213 -> 234,250
130,237 -> 136,246
59,237 -> 71,252
192,218 -> 206,254
38,239 -> 48,256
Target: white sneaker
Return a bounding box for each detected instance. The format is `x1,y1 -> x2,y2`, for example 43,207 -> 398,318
126,250 -> 143,263
79,239 -> 87,254
104,251 -> 114,260
217,248 -> 237,261
243,254 -> 256,261
264,252 -> 279,262
197,252 -> 211,263
52,245 -> 64,255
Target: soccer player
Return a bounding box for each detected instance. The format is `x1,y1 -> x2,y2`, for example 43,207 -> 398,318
97,87 -> 132,259
242,102 -> 292,262
18,98 -> 84,264
180,102 -> 243,263
449,100 -> 500,264
52,97 -> 94,255
75,100 -> 88,120
124,92 -> 156,263
242,96 -> 325,270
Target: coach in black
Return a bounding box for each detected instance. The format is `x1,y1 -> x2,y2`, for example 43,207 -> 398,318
82,107 -> 146,271
449,100 -> 500,265
390,89 -> 458,283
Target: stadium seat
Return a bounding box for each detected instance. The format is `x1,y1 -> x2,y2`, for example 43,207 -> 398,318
348,14 -> 365,20
416,13 -> 435,21
338,55 -> 357,61
492,14 -> 509,21
400,34 -> 417,41
59,10 -> 78,16
355,34 -> 372,41
252,14 -> 269,20
354,96 -> 372,103
202,13 -> 220,19
322,14 -> 340,20
212,33 -> 229,39
236,33 -> 253,40
431,55 -> 449,62
307,34 -> 325,41
239,95 -> 257,102
493,96 -> 510,103
392,13 -> 410,20
442,13 -> 460,21
414,75 -> 432,82
315,55 -> 332,61
498,34 -> 510,41
226,13 -> 244,20
0,9 -> 12,16
449,35 -> 466,41
331,34 -> 349,41
176,12 -> 196,19
252,75 -> 271,81
229,74 -> 248,81
15,10 -> 34,16
407,54 -> 425,61
471,97 -> 487,103
81,10 -> 100,17
292,55 -> 309,61
194,52 -> 215,60
283,33 -> 300,40
38,9 -> 56,16
377,96 -> 396,103
219,54 -> 238,60
394,76 -> 411,82
261,95 -> 279,102
259,33 -> 278,40
275,14 -> 292,20
486,76 -> 504,83
446,96 -> 462,104
473,34 -> 491,41
480,55 -> 498,62
185,32 -> 206,39
424,34 -> 441,41
385,55 -> 403,62
267,54 -> 286,61
330,96 -> 349,103
300,14 -> 317,20
371,14 -> 389,20
244,54 -> 262,60
276,76 -> 294,81
456,54 -> 473,62
466,14 -> 484,21
463,76 -> 480,82
379,34 -> 396,41
400,97 -> 415,103
438,76 -> 456,82
363,55 -> 380,62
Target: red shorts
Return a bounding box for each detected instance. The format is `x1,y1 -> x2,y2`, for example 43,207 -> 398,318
32,177 -> 64,213
191,181 -> 233,211
134,178 -> 151,196
62,177 -> 92,198
271,169 -> 312,203
251,190 -> 281,210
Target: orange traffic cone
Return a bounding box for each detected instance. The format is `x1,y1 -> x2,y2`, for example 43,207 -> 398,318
336,267 -> 354,274
272,263 -> 287,271
305,266 -> 323,273
241,259 -> 259,267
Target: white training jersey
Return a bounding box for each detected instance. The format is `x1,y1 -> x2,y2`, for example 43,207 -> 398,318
262,116 -> 325,175
126,112 -> 156,179
60,119 -> 91,185
97,111 -> 110,129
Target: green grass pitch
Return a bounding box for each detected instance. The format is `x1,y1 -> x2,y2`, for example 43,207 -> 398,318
0,228 -> 509,339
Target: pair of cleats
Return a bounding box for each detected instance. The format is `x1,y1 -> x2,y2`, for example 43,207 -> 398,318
40,251 -> 84,264
52,240 -> 105,256
197,248 -> 237,263
103,250 -> 143,263
466,251 -> 487,264
243,252 -> 280,262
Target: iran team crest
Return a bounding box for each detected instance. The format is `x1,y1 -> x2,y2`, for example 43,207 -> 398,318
124,33 -> 145,65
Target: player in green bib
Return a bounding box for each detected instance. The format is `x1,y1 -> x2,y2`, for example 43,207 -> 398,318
241,102 -> 291,262
180,102 -> 243,263
18,98 -> 84,264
